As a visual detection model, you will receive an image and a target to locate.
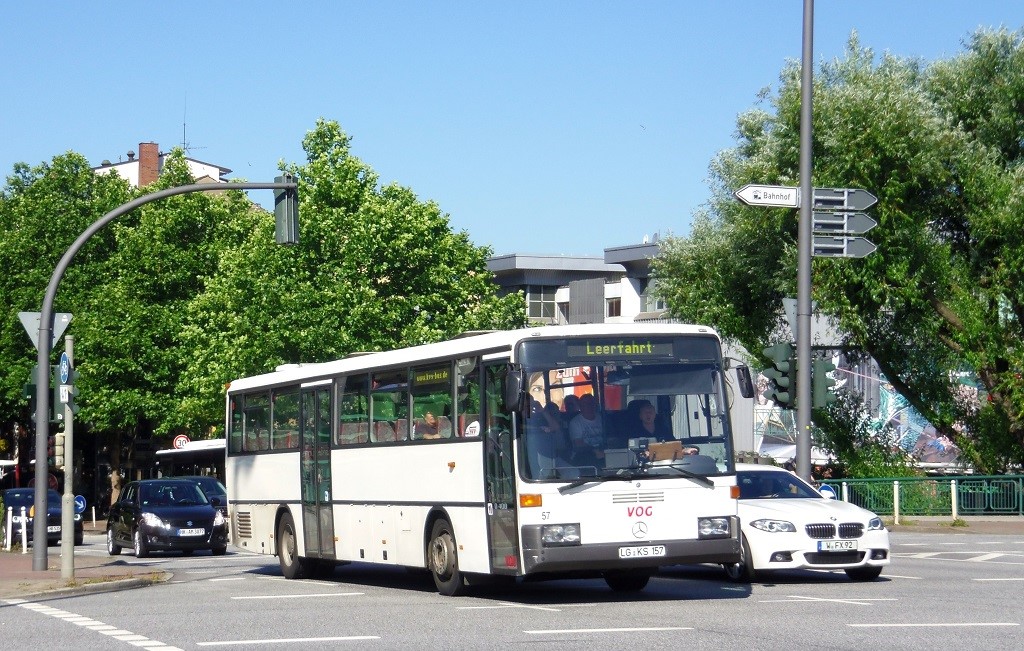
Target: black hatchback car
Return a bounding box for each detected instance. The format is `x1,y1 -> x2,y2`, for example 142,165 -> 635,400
106,479 -> 228,557
1,488 -> 83,546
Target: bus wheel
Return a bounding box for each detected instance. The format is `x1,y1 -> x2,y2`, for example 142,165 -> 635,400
277,513 -> 311,580
428,519 -> 467,596
604,570 -> 651,592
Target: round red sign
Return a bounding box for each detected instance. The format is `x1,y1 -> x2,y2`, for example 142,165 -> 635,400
173,434 -> 191,449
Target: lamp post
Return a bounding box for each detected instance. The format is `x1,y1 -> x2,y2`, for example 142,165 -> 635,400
31,177 -> 298,571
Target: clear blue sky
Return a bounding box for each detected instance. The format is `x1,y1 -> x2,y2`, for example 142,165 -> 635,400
2,2 -> 1020,256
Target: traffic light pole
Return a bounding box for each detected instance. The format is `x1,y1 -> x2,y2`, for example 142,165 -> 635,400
796,0 -> 815,481
32,178 -> 298,571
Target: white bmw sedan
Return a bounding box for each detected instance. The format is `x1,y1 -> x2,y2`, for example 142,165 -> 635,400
724,464 -> 890,582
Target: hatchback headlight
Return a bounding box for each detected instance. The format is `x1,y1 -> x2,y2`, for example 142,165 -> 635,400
750,518 -> 797,533
541,523 -> 581,546
142,512 -> 168,529
867,517 -> 884,531
213,510 -> 226,527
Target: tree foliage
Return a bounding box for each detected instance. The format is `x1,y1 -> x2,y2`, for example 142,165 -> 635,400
654,28 -> 1024,472
1,119 -> 524,454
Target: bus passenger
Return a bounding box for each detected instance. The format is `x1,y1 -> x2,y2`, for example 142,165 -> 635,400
416,411 -> 443,439
569,393 -> 605,466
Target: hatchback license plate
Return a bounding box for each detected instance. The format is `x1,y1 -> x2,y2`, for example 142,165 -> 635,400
818,540 -> 857,551
618,545 -> 666,558
178,528 -> 205,536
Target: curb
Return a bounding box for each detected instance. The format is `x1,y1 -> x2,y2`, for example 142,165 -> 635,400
3,572 -> 170,602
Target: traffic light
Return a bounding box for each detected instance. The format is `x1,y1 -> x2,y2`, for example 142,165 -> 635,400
274,173 -> 299,245
54,433 -> 65,470
762,343 -> 796,409
813,358 -> 838,408
50,364 -> 63,424
47,435 -> 56,467
66,368 -> 81,414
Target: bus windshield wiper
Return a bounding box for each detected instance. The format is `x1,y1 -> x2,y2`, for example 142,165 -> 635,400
558,470 -> 637,494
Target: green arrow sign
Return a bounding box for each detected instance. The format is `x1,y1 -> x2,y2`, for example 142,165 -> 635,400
812,211 -> 877,235
813,235 -> 877,258
812,187 -> 877,212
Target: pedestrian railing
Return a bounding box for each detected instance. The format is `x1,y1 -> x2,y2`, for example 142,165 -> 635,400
820,475 -> 1024,520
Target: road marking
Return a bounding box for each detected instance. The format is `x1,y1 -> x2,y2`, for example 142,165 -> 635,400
759,596 -> 898,606
231,592 -> 363,600
881,574 -> 922,579
974,577 -> 1024,581
209,577 -> 247,582
849,623 -> 1019,628
525,627 -> 692,634
3,599 -> 184,650
966,553 -> 1006,562
197,636 -> 379,646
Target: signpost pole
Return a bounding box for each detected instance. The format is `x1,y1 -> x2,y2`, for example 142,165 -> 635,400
796,0 -> 815,482
61,336 -> 74,580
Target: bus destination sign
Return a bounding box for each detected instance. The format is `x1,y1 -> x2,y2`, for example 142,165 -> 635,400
567,340 -> 674,360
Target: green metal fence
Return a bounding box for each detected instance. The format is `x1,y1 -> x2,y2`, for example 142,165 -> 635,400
821,475 -> 1024,518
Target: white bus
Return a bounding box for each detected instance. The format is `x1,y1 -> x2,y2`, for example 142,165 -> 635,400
225,324 -> 754,595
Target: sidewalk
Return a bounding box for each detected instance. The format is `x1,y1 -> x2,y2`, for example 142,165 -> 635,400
884,514 -> 1024,535
0,519 -> 168,601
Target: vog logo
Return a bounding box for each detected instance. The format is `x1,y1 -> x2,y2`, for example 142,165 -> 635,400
627,506 -> 653,518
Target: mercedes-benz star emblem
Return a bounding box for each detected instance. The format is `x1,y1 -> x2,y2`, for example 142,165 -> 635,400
632,522 -> 648,539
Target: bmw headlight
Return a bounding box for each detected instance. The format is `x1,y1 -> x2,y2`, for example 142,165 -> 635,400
750,518 -> 797,533
867,517 -> 884,531
541,523 -> 581,546
213,510 -> 226,527
141,512 -> 168,529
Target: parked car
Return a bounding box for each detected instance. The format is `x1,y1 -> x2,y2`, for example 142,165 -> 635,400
106,478 -> 228,557
724,464 -> 890,582
178,476 -> 228,518
1,487 -> 83,546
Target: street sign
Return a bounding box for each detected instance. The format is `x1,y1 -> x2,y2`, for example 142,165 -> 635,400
59,352 -> 71,384
812,211 -> 877,235
74,495 -> 86,514
813,236 -> 877,258
18,312 -> 73,350
734,184 -> 799,208
173,434 -> 191,449
812,187 -> 877,211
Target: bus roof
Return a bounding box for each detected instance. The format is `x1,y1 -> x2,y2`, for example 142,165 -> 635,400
226,323 -> 721,393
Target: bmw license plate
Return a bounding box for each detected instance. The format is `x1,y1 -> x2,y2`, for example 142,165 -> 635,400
47,525 -> 61,533
177,528 -> 205,536
818,540 -> 858,551
618,545 -> 666,559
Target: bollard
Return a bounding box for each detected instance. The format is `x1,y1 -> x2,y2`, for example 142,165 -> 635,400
951,479 -> 958,519
20,506 -> 29,553
893,480 -> 901,525
3,506 -> 10,551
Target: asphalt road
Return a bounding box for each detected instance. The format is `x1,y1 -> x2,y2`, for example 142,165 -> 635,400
2,530 -> 1022,650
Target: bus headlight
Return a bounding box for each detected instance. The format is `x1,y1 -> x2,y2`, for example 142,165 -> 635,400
697,516 -> 732,538
541,523 -> 581,546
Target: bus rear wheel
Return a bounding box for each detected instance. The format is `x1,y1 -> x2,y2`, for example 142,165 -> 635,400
277,512 -> 313,580
428,518 -> 467,596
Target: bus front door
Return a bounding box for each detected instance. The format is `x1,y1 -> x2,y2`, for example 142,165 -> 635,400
484,363 -> 520,574
300,386 -> 335,559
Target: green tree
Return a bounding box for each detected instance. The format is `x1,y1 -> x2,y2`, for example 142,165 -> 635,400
654,29 -> 1024,472
177,119 -> 525,433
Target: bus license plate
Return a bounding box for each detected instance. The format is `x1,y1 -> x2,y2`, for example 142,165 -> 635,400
178,528 -> 205,536
818,540 -> 857,551
618,545 -> 666,559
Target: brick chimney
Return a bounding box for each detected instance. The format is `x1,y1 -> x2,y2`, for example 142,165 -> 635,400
138,142 -> 160,186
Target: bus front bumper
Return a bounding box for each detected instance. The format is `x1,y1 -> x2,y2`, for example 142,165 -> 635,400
521,519 -> 741,574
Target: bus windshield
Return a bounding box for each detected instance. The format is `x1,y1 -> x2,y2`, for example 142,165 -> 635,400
518,335 -> 735,482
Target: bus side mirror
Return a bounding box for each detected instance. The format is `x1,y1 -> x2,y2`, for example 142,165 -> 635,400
735,365 -> 754,399
504,368 -> 523,412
